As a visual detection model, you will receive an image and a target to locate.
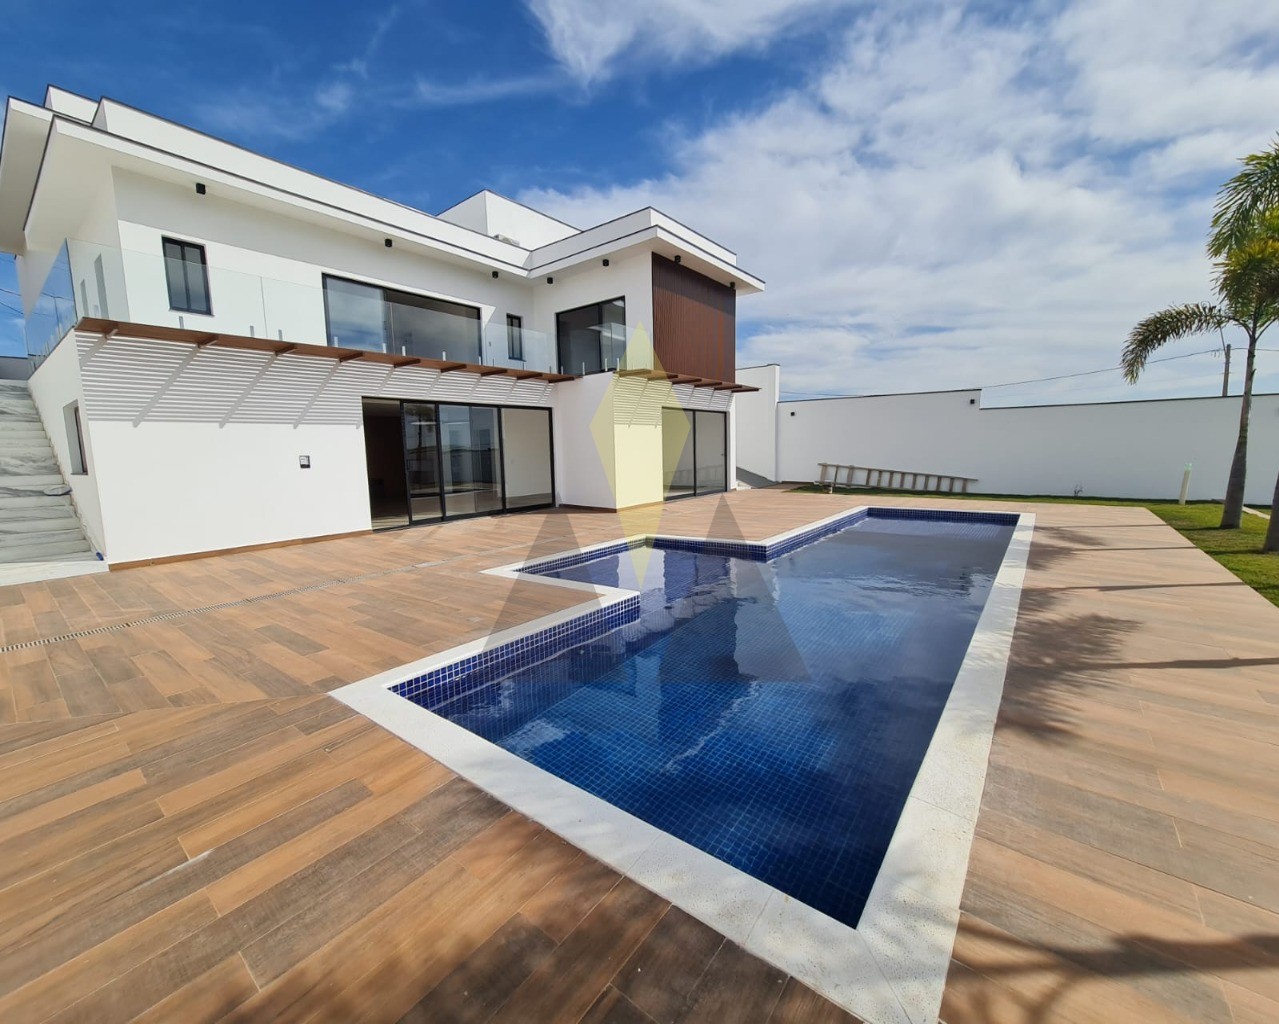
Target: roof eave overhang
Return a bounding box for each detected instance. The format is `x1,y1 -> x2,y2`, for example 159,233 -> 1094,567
528,226 -> 764,294
40,117 -> 535,275
0,99 -> 55,255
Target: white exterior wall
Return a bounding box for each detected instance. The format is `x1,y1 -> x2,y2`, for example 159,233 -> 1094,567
437,192 -> 578,249
551,373 -> 618,508
72,332 -> 557,564
109,171 -> 537,356
26,334 -> 105,551
739,376 -> 1279,504
550,373 -> 735,510
735,365 -> 779,481
532,249 -> 655,373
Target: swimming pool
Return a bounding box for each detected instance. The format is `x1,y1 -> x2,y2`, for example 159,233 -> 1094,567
397,508 -> 1015,926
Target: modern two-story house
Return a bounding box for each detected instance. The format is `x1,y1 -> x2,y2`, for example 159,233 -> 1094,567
0,86 -> 761,572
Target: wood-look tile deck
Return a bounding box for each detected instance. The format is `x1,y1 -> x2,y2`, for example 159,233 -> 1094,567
0,490 -> 1276,1023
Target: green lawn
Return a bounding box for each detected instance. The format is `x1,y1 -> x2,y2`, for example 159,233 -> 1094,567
790,485 -> 1278,607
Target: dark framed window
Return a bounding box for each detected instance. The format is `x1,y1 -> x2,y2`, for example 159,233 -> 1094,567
321,274 -> 481,362
162,238 -> 211,314
556,297 -> 625,374
63,401 -> 88,475
507,314 -> 523,360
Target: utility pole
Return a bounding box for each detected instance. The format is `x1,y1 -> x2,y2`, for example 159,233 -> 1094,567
1221,343 -> 1232,397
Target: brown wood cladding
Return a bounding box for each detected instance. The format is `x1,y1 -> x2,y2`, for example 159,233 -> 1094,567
651,255 -> 736,382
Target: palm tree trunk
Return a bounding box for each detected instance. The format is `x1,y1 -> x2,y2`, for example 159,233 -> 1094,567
1219,331 -> 1257,528
1264,470 -> 1279,553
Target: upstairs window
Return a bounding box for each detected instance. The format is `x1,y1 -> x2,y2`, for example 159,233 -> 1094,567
507,314 -> 523,360
162,238 -> 211,315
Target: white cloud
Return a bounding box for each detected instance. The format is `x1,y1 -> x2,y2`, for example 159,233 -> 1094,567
520,0 -> 1279,403
527,0 -> 864,85
411,73 -> 563,107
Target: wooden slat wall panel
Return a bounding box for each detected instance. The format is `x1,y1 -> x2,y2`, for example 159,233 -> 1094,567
651,255 -> 736,382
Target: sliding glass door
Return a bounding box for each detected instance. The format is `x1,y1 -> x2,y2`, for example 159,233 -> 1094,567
502,407 -> 555,508
662,408 -> 727,499
403,403 -> 444,523
369,400 -> 553,527
694,410 -> 727,494
440,404 -> 503,517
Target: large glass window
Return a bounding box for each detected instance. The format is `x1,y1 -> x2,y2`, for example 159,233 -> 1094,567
326,277 -> 385,351
662,408 -> 726,499
323,275 -> 481,362
162,238 -> 211,315
556,297 -> 625,375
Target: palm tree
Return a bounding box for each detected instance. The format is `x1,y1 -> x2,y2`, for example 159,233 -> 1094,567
1208,142 -> 1279,552
1122,213 -> 1279,531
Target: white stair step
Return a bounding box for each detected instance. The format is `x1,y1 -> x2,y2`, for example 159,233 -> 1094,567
0,557 -> 106,588
0,479 -> 72,501
0,504 -> 75,522
0,517 -> 81,535
0,536 -> 92,562
0,527 -> 87,548
0,441 -> 57,457
0,493 -> 73,510
5,549 -> 100,564
0,452 -> 61,473
0,421 -> 48,434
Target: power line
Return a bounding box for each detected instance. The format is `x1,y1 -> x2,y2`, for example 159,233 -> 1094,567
780,346 -> 1279,399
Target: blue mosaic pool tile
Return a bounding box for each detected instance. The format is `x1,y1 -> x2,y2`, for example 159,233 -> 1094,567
391,596 -> 641,709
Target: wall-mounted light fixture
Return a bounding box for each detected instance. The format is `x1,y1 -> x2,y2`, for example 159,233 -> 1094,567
546,276 -> 554,284
491,270 -> 499,279
384,238 -> 393,248
602,258 -> 610,267
195,183 -> 206,195
673,254 -> 682,264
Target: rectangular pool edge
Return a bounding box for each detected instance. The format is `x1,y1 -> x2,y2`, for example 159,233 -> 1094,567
332,506 -> 1036,1024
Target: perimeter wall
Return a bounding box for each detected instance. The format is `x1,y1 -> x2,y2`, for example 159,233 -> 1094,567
737,364 -> 1279,505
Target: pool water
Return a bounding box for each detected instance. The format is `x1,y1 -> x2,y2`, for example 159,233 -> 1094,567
412,515 -> 1014,926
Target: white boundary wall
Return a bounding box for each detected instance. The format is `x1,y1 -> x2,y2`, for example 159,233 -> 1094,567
737,366 -> 1279,504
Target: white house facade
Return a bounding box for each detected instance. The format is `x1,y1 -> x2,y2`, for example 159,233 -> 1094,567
0,87 -> 762,570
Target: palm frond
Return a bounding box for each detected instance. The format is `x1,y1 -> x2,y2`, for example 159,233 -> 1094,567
1213,207 -> 1279,317
1209,138 -> 1279,258
1122,303 -> 1225,383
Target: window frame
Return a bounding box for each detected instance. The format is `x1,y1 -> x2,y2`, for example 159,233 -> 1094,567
506,314 -> 524,361
161,237 -> 212,315
555,296 -> 626,375
320,272 -> 481,358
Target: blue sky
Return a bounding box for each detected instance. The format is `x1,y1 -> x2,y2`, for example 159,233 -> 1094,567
3,0 -> 1279,404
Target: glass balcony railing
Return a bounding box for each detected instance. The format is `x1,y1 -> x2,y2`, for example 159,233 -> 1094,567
27,239 -> 566,374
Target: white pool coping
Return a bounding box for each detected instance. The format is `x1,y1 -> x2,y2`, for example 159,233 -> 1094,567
333,506 -> 1035,1024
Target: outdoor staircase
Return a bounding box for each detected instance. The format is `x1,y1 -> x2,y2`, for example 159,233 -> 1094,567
0,379 -> 103,585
